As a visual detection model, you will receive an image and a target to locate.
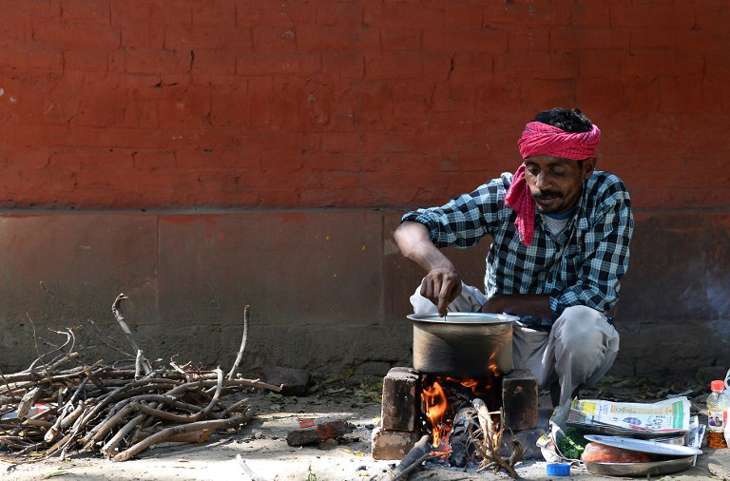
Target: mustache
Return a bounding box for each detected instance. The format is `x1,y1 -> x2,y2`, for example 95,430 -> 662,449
533,190 -> 562,200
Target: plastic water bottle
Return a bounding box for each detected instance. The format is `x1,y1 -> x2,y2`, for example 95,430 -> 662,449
707,380 -> 729,448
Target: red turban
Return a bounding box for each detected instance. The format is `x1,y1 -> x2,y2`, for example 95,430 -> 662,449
505,121 -> 601,246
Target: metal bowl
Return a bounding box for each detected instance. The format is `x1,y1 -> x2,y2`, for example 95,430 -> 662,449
408,313 -> 517,378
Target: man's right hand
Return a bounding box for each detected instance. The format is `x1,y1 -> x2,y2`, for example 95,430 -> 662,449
420,267 -> 462,317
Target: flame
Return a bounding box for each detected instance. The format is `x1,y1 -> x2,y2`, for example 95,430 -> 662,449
487,352 -> 500,377
419,355 -> 504,453
421,380 -> 451,449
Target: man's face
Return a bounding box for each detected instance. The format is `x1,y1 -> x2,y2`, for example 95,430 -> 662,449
524,156 -> 595,213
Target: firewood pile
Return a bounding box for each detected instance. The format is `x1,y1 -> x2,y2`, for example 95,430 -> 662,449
0,295 -> 280,463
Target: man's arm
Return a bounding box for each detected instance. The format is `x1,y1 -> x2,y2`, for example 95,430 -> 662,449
395,178 -> 508,316
393,222 -> 462,316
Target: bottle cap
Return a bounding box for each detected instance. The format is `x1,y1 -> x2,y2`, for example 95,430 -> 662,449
546,463 -> 571,476
711,380 -> 726,392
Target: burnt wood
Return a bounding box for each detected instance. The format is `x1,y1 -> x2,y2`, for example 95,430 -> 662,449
502,369 -> 538,431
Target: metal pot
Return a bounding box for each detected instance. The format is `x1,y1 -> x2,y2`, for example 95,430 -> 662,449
409,312 -> 517,378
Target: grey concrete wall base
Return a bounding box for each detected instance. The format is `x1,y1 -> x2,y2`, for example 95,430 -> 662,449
0,209 -> 728,378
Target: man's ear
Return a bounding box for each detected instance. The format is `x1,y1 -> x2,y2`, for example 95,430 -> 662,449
582,157 -> 596,180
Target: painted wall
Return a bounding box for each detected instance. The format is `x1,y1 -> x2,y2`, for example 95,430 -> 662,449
0,1 -> 728,377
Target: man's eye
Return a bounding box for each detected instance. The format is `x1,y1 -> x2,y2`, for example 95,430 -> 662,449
527,167 -> 540,176
551,169 -> 565,177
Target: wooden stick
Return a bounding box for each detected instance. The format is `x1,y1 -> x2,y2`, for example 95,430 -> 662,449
227,305 -> 250,381
111,294 -> 151,375
112,414 -> 248,461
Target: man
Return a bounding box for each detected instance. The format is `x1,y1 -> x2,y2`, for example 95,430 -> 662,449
393,108 -> 634,423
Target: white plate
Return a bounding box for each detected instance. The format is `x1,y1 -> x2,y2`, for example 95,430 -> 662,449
584,434 -> 702,456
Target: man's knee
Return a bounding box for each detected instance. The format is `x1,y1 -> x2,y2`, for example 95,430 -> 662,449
554,305 -> 619,359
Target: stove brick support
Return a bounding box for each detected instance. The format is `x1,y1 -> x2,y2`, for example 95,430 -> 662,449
371,427 -> 421,460
381,367 -> 419,431
502,369 -> 539,431
372,367 -> 420,460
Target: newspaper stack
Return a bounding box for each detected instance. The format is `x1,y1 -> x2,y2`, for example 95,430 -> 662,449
567,397 -> 691,436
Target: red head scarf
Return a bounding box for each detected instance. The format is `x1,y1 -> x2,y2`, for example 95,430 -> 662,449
505,121 -> 601,246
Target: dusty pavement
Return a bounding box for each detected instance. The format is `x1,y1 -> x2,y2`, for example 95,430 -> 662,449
2,382 -> 730,481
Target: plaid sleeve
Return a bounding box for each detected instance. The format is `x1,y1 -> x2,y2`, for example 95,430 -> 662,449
551,186 -> 634,318
400,177 -> 507,248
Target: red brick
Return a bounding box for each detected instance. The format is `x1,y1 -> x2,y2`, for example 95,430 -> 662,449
0,44 -> 63,73
111,0 -> 191,26
571,2 -> 610,27
494,52 -> 577,80
302,152 -> 362,172
251,25 -> 298,52
704,53 -> 730,80
192,49 -> 236,80
658,76 -> 711,114
210,84 -> 248,127
301,80 -> 332,129
236,52 -> 320,76
508,29 -> 549,52
121,22 -> 165,48
122,98 -> 159,128
550,27 -> 630,52
695,3 -> 730,33
247,76 -> 273,128
33,20 -> 120,49
192,0 -> 236,26
64,49 -> 109,72
75,83 -> 128,127
297,25 -> 380,52
623,49 -> 699,77
62,0 -> 110,23
445,52 -> 492,82
0,10 -> 32,41
366,3 -> 482,30
622,76 -> 661,113
520,78 -> 575,111
431,80 -> 477,112
576,77 -> 625,116
483,0 -> 570,27
314,0 -> 363,27
423,29 -> 508,55
157,84 -> 211,127
366,53 -> 423,80
164,24 -> 252,51
381,28 -> 419,51
124,48 -> 189,75
236,0 -> 315,27
322,52 -> 364,80
578,49 -> 626,78
322,132 -> 364,153
610,2 -> 695,29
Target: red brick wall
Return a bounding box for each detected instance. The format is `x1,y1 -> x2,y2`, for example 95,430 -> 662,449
0,1 -> 727,209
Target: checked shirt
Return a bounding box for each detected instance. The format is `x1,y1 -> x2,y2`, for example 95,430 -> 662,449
401,170 -> 634,321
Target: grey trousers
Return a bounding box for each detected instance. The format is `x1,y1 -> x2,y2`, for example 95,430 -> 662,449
410,282 -> 620,413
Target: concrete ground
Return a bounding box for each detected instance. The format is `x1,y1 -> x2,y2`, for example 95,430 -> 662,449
2,388 -> 729,481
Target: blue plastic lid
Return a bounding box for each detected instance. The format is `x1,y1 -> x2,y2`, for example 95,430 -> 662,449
546,463 -> 571,476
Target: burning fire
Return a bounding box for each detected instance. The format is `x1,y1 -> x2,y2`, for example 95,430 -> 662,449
421,380 -> 451,450
420,354 -> 502,452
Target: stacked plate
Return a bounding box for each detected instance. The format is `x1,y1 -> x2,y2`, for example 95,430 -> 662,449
583,435 -> 702,477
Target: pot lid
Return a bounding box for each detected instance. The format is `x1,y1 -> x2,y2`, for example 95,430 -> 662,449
584,434 -> 702,457
407,312 -> 519,325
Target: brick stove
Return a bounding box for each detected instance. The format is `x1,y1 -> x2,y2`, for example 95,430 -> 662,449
371,366 -> 539,461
